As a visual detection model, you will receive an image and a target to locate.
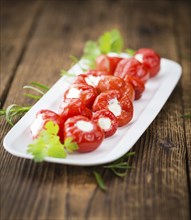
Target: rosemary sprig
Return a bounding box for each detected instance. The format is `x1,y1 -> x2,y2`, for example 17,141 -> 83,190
104,152 -> 135,177
0,82 -> 49,125
93,151 -> 135,190
23,82 -> 50,100
29,82 -> 49,92
24,94 -> 42,100
0,104 -> 31,126
182,114 -> 191,118
60,69 -> 76,77
182,108 -> 191,119
69,55 -> 88,72
93,171 -> 107,191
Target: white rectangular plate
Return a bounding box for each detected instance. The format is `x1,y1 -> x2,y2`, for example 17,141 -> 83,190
3,58 -> 182,166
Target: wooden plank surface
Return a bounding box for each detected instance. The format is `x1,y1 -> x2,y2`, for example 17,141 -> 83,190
175,1 -> 191,184
0,1 -> 190,220
0,0 -> 43,105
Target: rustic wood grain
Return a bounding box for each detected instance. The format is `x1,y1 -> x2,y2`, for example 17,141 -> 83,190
175,1 -> 191,185
85,1 -> 190,220
0,0 -> 44,105
0,1 -> 190,220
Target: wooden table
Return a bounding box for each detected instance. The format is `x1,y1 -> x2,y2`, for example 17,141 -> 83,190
1,0 -> 190,219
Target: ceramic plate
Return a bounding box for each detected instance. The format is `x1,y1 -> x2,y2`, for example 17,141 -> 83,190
3,58 -> 182,166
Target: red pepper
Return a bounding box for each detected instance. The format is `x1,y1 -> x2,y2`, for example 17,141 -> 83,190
114,57 -> 149,83
64,115 -> 104,152
123,82 -> 135,102
59,98 -> 92,119
85,69 -> 110,76
96,55 -> 122,75
93,90 -> 133,127
134,48 -> 160,77
92,109 -> 118,137
124,75 -> 145,100
97,75 -> 125,93
63,83 -> 97,108
73,73 -> 102,88
97,75 -> 135,101
30,109 -> 64,142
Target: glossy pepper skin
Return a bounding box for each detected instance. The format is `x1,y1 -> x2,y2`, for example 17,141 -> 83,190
92,109 -> 118,137
63,83 -> 97,108
114,57 -> 149,83
64,115 -> 104,153
92,90 -> 133,127
134,48 -> 160,77
123,82 -> 135,102
59,98 -> 92,119
96,75 -> 135,101
73,73 -> 102,88
30,109 -> 64,142
85,69 -> 111,76
97,75 -> 126,94
73,69 -> 116,89
124,75 -> 145,100
96,55 -> 122,75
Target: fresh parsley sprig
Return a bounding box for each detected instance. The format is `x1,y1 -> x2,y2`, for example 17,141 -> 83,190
82,29 -> 124,69
125,48 -> 136,56
27,121 -> 78,162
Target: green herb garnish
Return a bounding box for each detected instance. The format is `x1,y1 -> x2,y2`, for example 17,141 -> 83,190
0,104 -> 31,126
82,29 -> 124,69
27,121 -> 78,162
93,152 -> 135,190
60,69 -> 76,77
181,108 -> 191,119
99,29 -> 123,54
125,48 -> 136,56
0,82 -> 50,125
93,171 -> 107,191
182,114 -> 191,118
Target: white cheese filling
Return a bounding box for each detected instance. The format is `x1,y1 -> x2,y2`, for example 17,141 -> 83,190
85,75 -> 101,87
66,87 -> 82,98
108,98 -> 121,116
76,120 -> 93,132
30,115 -> 44,137
98,117 -> 111,131
134,54 -> 143,63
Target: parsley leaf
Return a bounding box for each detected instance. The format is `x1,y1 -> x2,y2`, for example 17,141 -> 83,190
45,121 -> 59,135
125,48 -> 136,56
99,29 -> 123,54
82,41 -> 101,69
27,121 -> 79,162
82,29 -> 124,69
64,137 -> 78,153
83,41 -> 101,57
